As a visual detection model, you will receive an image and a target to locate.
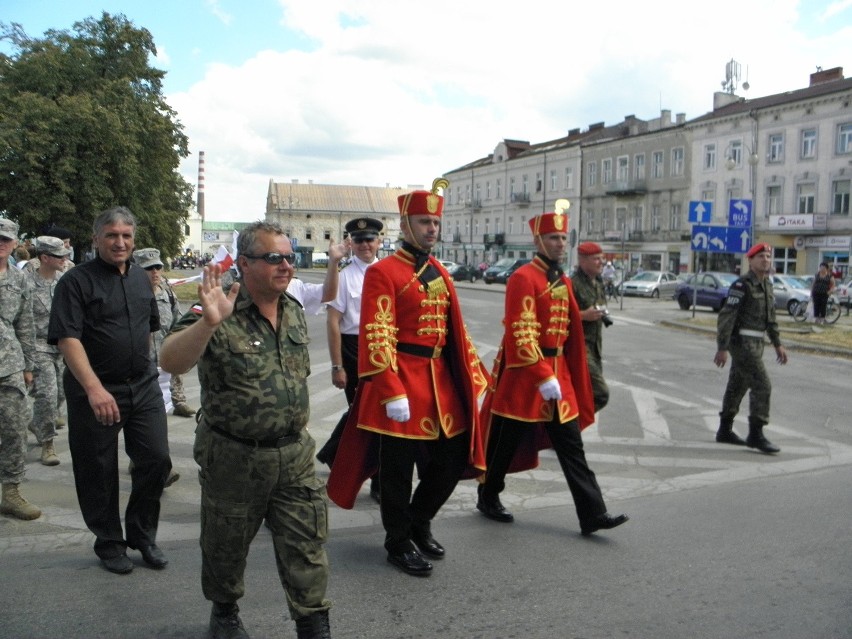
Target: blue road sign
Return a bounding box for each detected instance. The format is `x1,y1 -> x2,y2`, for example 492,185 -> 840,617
689,201 -> 713,224
691,225 -> 752,254
728,199 -> 752,228
291,237 -> 299,249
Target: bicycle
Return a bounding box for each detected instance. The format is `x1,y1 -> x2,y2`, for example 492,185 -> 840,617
792,296 -> 841,324
604,278 -> 620,302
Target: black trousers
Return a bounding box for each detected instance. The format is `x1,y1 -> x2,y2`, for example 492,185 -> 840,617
378,430 -> 469,554
65,373 -> 171,559
482,415 -> 606,524
317,334 -> 359,464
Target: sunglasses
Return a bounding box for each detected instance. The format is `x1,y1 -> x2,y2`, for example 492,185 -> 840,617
242,252 -> 297,265
352,236 -> 377,244
48,253 -> 67,259
144,265 -> 163,271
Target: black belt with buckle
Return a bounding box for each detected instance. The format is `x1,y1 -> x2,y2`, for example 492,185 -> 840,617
541,346 -> 564,357
397,342 -> 443,358
210,424 -> 300,448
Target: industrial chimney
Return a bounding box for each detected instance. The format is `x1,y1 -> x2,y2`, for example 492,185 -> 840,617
197,150 -> 206,222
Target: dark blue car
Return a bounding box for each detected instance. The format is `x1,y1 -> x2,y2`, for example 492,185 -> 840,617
674,272 -> 739,312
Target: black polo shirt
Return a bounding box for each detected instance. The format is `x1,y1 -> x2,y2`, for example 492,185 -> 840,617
48,256 -> 159,391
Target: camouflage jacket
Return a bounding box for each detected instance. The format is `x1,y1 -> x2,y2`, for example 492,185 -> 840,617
172,281 -> 311,440
717,270 -> 781,350
0,266 -> 35,378
151,281 -> 181,363
570,267 -> 605,359
25,268 -> 60,353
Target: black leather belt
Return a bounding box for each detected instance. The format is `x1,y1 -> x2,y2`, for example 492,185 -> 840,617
397,342 -> 443,358
541,346 -> 564,357
210,424 -> 300,448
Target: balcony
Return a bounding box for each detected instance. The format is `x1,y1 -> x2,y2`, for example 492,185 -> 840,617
510,192 -> 531,205
464,199 -> 482,210
451,233 -> 462,244
483,233 -> 505,247
605,180 -> 648,196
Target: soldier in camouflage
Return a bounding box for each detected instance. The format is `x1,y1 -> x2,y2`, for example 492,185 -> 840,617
160,221 -> 331,639
25,236 -> 72,467
0,218 -> 41,520
714,243 -> 788,454
571,241 -> 611,412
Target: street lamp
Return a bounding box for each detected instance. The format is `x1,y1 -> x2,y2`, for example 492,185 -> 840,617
724,140 -> 759,171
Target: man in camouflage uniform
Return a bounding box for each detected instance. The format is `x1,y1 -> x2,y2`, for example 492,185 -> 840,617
571,241 -> 611,412
26,236 -> 72,467
0,218 -> 41,520
160,221 -> 331,639
714,242 -> 787,454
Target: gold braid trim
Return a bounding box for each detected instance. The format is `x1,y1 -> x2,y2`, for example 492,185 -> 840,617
364,295 -> 398,374
510,295 -> 543,365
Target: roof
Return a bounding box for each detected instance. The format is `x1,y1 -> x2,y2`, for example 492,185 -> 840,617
267,181 -> 405,214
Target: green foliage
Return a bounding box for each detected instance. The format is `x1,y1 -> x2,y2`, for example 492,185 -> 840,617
0,12 -> 193,258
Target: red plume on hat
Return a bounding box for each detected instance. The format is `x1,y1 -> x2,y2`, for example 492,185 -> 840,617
398,178 -> 448,217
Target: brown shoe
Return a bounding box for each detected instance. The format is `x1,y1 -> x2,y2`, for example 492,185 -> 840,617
41,440 -> 60,466
172,403 -> 197,418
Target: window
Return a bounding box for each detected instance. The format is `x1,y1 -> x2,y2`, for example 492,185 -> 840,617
496,178 -> 502,199
773,247 -> 798,275
616,207 -> 626,232
535,172 -> 542,193
631,206 -> 643,232
703,143 -> 716,170
484,219 -> 490,234
550,170 -> 557,191
602,208 -> 609,231
323,230 -> 332,241
305,228 -> 313,240
671,147 -> 684,176
832,179 -> 850,215
565,167 -> 574,190
464,184 -> 470,201
634,154 -> 645,180
766,185 -> 782,216
475,183 -> 481,202
797,183 -> 815,214
669,203 -> 682,231
617,156 -> 629,182
602,159 -> 612,184
522,174 -> 529,194
586,209 -> 594,234
587,162 -> 597,186
801,129 -> 817,159
651,205 -> 661,231
728,140 -> 743,168
509,177 -> 516,196
456,186 -> 461,204
652,151 -> 664,178
838,123 -> 852,155
474,220 -> 479,236
767,133 -> 784,163
508,217 -> 514,234
486,181 -> 491,200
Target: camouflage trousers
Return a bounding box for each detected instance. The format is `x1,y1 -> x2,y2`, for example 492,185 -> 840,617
0,374 -> 30,484
720,337 -> 771,425
170,373 -> 187,406
586,352 -> 610,412
194,421 -> 331,619
29,350 -> 63,444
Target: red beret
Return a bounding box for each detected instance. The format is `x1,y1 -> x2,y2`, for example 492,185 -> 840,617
528,212 -> 568,236
747,242 -> 771,258
398,178 -> 447,218
577,242 -> 603,256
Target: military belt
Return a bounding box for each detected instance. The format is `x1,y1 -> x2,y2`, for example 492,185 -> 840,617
738,329 -> 765,339
210,424 -> 300,449
541,346 -> 564,357
397,342 -> 443,358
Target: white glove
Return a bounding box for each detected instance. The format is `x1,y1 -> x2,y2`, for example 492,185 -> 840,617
538,379 -> 562,401
386,398 -> 411,422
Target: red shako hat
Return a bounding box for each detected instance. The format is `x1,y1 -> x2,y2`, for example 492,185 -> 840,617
397,178 -> 448,218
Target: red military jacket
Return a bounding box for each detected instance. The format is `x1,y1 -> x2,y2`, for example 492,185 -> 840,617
327,247 -> 489,509
479,255 -> 595,473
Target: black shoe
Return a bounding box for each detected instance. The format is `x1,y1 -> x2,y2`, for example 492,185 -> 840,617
135,544 -> 168,569
412,531 -> 445,559
209,602 -> 249,639
387,549 -> 433,576
369,477 -> 381,504
100,553 -> 134,574
476,485 -> 514,523
715,430 -> 747,446
164,470 -> 181,488
580,512 -> 629,536
746,434 -> 780,454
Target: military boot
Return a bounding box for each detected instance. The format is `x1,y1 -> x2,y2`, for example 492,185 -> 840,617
208,602 -> 249,639
41,440 -> 60,466
0,483 -> 42,520
172,403 -> 197,418
295,610 -> 331,639
715,416 -> 746,446
746,419 -> 780,454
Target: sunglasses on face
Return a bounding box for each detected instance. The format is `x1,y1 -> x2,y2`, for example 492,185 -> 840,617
352,236 -> 377,244
144,265 -> 163,271
242,252 -> 297,265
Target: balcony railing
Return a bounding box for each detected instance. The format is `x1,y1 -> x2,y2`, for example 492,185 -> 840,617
605,180 -> 647,196
510,192 -> 531,205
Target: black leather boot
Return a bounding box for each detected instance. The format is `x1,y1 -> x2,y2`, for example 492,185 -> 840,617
295,610 -> 331,639
715,416 -> 746,445
746,419 -> 780,454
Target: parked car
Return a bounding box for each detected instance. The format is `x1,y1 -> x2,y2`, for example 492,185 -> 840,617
673,272 -> 738,312
440,260 -> 458,271
771,274 -> 811,314
621,271 -> 680,298
835,277 -> 852,309
446,263 -> 482,282
483,258 -> 531,284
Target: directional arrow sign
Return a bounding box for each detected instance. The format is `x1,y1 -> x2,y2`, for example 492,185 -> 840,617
727,227 -> 752,254
692,225 -> 732,253
728,199 -> 752,228
689,201 -> 713,224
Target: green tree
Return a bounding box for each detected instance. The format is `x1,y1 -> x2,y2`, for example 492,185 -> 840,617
0,12 -> 193,259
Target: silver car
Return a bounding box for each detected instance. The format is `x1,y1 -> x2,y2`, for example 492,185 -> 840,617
621,271 -> 680,298
771,274 -> 811,314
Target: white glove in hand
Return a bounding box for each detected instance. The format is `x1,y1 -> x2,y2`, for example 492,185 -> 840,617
538,379 -> 562,401
386,398 -> 411,422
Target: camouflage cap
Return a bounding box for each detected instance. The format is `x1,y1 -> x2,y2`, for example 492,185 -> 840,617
133,247 -> 164,269
35,235 -> 71,256
0,217 -> 19,241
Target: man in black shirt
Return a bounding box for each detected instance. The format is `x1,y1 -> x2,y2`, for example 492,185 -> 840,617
48,206 -> 171,575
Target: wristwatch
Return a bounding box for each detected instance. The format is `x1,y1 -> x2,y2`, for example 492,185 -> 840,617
331,365 -> 344,372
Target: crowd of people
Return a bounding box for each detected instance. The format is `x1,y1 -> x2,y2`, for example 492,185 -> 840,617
1,188 -> 803,639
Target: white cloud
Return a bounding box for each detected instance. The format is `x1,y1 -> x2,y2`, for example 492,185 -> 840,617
205,0 -> 233,26
174,0 -> 852,221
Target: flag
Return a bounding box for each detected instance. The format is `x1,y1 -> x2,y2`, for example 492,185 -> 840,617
211,244 -> 233,271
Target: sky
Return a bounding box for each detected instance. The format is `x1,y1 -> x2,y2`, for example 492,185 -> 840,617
2,0 -> 851,222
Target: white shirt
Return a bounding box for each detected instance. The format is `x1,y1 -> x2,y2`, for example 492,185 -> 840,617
327,255 -> 378,334
286,278 -> 326,315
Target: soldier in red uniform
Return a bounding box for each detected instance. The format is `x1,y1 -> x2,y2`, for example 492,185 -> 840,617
327,179 -> 489,577
475,209 -> 629,536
